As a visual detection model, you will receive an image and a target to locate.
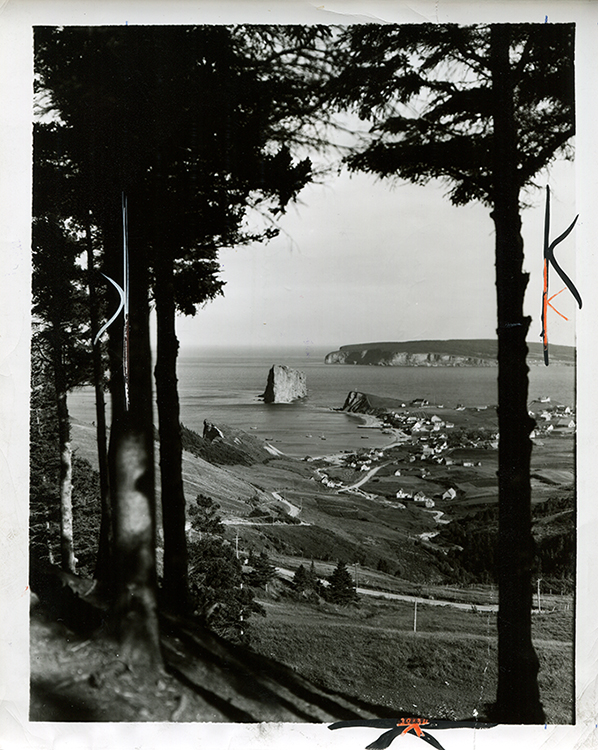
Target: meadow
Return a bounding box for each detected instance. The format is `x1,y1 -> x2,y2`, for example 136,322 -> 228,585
249,593 -> 574,723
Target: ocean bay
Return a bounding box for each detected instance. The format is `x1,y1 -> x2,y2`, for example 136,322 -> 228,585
69,346 -> 575,458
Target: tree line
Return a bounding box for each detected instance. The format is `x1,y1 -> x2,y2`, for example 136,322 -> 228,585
32,23 -> 574,721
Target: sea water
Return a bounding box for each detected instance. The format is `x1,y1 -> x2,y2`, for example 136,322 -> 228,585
68,345 -> 575,458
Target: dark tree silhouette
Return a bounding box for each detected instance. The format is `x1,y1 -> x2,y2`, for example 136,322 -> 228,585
31,210 -> 91,574
34,26 -> 320,659
188,494 -> 225,537
33,121 -> 113,588
327,561 -> 358,605
330,22 -> 574,722
247,550 -> 277,588
35,26 -> 315,616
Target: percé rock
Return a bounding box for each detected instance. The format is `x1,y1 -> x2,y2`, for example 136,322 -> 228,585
260,364 -> 307,404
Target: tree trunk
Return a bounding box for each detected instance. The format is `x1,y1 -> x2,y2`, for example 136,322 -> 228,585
84,218 -> 112,586
490,24 -> 545,724
105,203 -> 162,670
154,248 -> 190,613
51,324 -> 77,574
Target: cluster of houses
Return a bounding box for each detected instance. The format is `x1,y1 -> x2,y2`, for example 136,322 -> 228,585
394,485 -> 457,508
528,402 -> 575,439
346,449 -> 385,473
313,399 -> 574,510
384,409 -> 455,436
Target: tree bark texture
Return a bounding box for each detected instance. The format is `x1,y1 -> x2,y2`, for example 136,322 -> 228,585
490,24 -> 545,724
51,324 -> 77,574
105,205 -> 162,670
154,248 -> 190,613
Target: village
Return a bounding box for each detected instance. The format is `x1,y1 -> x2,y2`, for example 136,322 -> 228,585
309,397 -> 576,533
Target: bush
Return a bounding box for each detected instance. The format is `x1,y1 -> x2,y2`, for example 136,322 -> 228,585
188,537 -> 264,643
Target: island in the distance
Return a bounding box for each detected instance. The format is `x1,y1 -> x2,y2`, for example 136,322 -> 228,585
324,339 -> 575,366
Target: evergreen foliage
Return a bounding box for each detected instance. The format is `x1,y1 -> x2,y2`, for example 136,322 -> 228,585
330,24 -> 574,205
188,494 -> 226,537
33,24 -> 318,638
293,564 -> 309,591
247,551 -> 277,588
30,348 -> 61,566
187,494 -> 264,643
328,22 -> 575,723
293,561 -> 322,600
326,561 -> 358,605
187,537 -> 265,644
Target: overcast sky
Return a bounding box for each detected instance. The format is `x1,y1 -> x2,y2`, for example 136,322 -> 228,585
175,155 -> 577,353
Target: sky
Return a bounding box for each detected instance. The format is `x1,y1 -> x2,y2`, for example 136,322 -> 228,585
175,155 -> 578,353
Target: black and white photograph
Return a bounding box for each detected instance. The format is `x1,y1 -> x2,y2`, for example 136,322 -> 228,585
1,2 -> 597,750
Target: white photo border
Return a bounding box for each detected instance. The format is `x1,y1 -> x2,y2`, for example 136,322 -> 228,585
1,1 -> 596,748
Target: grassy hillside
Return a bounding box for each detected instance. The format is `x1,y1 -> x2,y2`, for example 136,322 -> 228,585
249,596 -> 573,723
62,405 -> 574,722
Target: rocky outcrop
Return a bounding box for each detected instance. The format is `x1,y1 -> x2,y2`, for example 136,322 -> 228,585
184,422 -> 275,466
341,391 -> 406,415
260,365 -> 307,404
325,348 -> 494,367
203,421 -> 225,441
342,391 -> 377,414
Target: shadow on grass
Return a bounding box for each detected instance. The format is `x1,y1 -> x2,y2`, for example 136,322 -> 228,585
30,679 -> 100,722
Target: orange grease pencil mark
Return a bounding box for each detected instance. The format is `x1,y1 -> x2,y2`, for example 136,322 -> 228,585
540,186 -> 581,365
397,718 -> 429,737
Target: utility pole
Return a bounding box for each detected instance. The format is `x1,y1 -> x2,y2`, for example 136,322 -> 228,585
413,599 -> 418,634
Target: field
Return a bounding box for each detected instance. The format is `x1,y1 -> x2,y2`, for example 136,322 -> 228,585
249,593 -> 574,723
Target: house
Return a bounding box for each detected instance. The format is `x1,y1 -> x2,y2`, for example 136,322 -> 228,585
443,487 -> 457,500
414,492 -> 435,508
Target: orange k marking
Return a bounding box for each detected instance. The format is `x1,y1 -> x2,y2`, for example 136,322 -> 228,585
546,288 -> 568,321
397,719 -> 429,737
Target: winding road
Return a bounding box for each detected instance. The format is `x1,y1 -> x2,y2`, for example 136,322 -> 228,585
274,566 -> 497,612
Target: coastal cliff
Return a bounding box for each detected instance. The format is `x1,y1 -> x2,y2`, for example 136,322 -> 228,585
325,339 -> 574,366
261,364 -> 307,403
326,349 -> 494,367
341,391 -> 407,415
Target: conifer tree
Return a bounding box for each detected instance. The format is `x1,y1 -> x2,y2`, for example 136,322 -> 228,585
327,561 -> 358,605
247,551 -> 277,588
330,22 -> 574,722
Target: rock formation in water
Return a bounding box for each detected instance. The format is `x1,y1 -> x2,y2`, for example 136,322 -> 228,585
261,364 -> 307,404
341,391 -> 406,415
